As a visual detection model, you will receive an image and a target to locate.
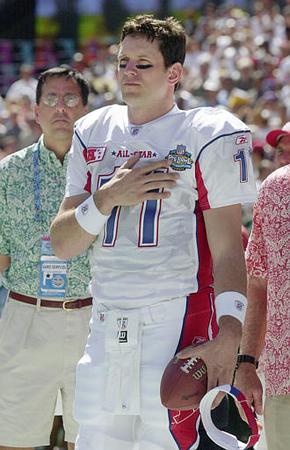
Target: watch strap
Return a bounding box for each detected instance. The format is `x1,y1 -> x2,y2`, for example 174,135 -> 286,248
236,354 -> 259,369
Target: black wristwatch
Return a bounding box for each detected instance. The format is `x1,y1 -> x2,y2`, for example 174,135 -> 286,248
236,354 -> 259,369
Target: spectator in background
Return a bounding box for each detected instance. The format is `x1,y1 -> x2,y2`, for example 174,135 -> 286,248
241,120 -> 290,230
0,104 -> 41,153
5,63 -> 37,105
216,70 -> 235,106
265,121 -> 290,167
251,140 -> 265,178
249,140 -> 274,189
257,158 -> 274,184
0,96 -> 6,116
236,56 -> 256,92
227,87 -> 253,122
201,78 -> 221,106
283,4 -> 290,40
0,66 -> 92,450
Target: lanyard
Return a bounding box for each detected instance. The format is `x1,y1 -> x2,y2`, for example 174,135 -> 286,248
32,142 -> 42,223
32,142 -> 68,298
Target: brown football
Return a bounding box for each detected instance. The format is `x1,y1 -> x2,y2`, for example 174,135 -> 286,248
160,355 -> 207,410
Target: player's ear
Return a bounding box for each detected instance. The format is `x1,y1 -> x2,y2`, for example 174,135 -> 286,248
168,63 -> 183,87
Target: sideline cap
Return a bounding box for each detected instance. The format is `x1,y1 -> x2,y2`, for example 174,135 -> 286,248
199,384 -> 260,450
266,122 -> 290,148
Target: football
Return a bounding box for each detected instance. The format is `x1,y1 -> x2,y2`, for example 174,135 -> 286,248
160,355 -> 208,410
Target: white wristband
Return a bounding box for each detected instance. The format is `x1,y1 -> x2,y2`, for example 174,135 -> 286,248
215,292 -> 247,325
75,195 -> 108,236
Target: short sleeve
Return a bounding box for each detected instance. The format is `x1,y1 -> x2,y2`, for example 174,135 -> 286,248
65,128 -> 90,197
246,187 -> 268,279
195,122 -> 257,210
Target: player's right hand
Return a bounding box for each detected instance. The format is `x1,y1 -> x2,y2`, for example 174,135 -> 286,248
93,156 -> 180,215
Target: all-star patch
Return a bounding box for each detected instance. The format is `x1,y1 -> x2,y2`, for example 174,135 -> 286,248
111,149 -> 158,159
166,145 -> 193,171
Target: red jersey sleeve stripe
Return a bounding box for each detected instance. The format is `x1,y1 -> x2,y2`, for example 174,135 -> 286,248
74,131 -> 91,194
84,171 -> 92,194
195,161 -> 210,210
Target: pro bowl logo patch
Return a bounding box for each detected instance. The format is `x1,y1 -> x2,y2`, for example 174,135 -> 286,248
166,145 -> 193,171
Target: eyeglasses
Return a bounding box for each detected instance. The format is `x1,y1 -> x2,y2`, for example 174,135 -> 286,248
41,93 -> 81,108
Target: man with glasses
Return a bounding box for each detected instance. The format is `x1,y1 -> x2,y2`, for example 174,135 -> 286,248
0,67 -> 92,450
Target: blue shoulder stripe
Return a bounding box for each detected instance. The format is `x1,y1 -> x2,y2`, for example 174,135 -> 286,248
75,129 -> 87,150
196,129 -> 251,161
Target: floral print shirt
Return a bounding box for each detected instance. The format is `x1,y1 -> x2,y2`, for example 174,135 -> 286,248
0,137 -> 91,299
246,165 -> 290,396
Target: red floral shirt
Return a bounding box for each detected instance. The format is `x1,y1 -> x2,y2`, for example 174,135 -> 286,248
246,165 -> 290,397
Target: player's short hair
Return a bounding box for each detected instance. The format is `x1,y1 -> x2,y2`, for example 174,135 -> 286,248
36,66 -> 89,105
120,14 -> 186,68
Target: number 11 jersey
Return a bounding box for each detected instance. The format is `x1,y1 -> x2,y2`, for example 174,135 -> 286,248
66,104 -> 256,306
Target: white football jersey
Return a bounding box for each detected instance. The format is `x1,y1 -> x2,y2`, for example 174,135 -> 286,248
66,105 -> 256,306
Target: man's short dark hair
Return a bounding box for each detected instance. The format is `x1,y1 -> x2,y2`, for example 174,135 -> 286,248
36,66 -> 89,106
120,14 -> 186,68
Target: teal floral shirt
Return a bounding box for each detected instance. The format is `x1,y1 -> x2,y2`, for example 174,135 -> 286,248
0,137 -> 91,298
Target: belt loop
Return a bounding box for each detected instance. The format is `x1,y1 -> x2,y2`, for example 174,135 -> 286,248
36,297 -> 41,311
141,305 -> 152,325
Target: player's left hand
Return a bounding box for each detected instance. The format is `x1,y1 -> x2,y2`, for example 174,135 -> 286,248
176,316 -> 241,394
235,364 -> 263,415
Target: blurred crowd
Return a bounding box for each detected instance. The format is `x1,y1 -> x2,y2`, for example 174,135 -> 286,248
1,0 -> 290,202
